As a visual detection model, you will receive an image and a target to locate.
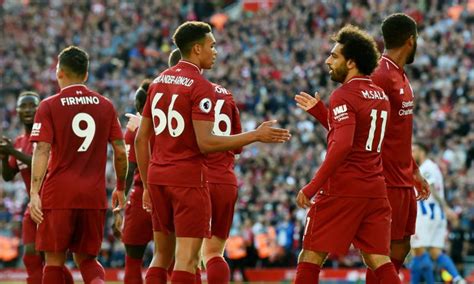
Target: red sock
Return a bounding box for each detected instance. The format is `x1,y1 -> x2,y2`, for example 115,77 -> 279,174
374,262 -> 401,284
206,256 -> 230,284
195,268 -> 202,284
63,266 -> 74,284
295,262 -> 320,284
145,267 -> 167,284
23,254 -> 43,284
43,266 -> 65,284
390,257 -> 404,273
79,258 -> 105,284
125,256 -> 143,284
171,270 -> 196,284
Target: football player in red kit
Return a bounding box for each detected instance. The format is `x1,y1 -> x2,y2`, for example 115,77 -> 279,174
294,25 -> 400,284
135,21 -> 290,284
29,46 -> 127,284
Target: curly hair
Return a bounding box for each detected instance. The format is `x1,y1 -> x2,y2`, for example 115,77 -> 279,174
331,25 -> 380,75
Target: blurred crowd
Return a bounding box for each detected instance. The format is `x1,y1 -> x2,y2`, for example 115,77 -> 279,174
1,0 -> 473,277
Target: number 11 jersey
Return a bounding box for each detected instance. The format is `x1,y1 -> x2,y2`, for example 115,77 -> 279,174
30,84 -> 123,209
142,60 -> 215,188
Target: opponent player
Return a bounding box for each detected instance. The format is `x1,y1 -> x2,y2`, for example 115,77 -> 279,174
168,48 -> 243,284
410,143 -> 465,283
135,21 -> 290,284
28,46 -> 127,283
294,25 -> 400,283
118,79 -> 153,284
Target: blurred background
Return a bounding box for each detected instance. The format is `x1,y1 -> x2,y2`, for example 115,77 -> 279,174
0,0 -> 473,282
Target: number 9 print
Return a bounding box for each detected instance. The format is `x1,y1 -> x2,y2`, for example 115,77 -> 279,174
72,112 -> 96,152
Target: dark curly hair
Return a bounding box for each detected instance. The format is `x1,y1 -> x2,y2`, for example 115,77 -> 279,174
331,25 -> 380,75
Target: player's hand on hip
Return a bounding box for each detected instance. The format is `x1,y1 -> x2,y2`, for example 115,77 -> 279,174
125,112 -> 142,132
255,120 -> 291,143
295,91 -> 321,111
296,190 -> 313,209
142,189 -> 152,213
111,189 -> 125,212
29,193 -> 43,224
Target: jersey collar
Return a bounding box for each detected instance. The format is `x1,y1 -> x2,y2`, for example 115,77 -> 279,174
178,60 -> 202,73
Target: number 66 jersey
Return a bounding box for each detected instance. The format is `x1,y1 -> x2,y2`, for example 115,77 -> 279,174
30,84 -> 123,209
142,60 -> 215,188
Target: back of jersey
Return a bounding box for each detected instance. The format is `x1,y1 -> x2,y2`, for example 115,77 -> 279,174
142,61 -> 215,188
327,77 -> 390,197
31,84 -> 123,209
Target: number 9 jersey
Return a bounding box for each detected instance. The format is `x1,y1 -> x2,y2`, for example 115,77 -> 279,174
30,84 -> 123,209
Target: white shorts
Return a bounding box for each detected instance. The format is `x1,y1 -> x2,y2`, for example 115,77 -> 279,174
411,216 -> 447,249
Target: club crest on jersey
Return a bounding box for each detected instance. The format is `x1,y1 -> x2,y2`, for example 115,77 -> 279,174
199,98 -> 212,113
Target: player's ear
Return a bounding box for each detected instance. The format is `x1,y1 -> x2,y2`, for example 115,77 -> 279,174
346,59 -> 356,70
192,42 -> 202,56
83,71 -> 89,83
406,35 -> 415,47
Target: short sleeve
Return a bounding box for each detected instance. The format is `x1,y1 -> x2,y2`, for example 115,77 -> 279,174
108,106 -> 124,142
142,87 -> 153,118
30,101 -> 54,143
231,99 -> 242,135
191,80 -> 215,121
329,90 -> 356,129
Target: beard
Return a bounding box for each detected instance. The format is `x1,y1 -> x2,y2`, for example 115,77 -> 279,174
406,41 -> 417,64
329,64 -> 349,83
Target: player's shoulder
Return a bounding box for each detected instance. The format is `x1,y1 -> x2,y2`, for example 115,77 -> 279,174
372,57 -> 401,84
212,83 -> 234,99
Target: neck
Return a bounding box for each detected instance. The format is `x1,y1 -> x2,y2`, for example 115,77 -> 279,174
59,79 -> 84,89
25,123 -> 33,134
343,70 -> 364,84
384,49 -> 407,68
181,56 -> 201,69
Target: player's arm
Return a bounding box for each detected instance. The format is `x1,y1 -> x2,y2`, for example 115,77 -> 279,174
294,91 -> 329,130
111,139 -> 128,185
135,116 -> 153,212
125,161 -> 137,197
297,123 -> 356,208
29,141 -> 51,224
193,119 -> 291,154
413,158 -> 430,201
0,137 -> 21,181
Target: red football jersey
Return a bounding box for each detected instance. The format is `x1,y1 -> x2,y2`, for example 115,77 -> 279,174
8,133 -> 33,195
206,83 -> 242,186
371,55 -> 415,188
142,60 -> 215,187
30,84 -> 123,209
302,76 -> 390,198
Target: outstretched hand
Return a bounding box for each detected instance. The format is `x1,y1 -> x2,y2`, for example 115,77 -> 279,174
255,120 -> 291,143
125,112 -> 142,132
295,91 -> 321,111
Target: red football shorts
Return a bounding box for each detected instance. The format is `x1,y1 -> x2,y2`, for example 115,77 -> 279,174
387,187 -> 417,240
303,194 -> 391,255
208,183 -> 238,239
122,199 -> 153,246
22,208 -> 37,245
36,209 -> 106,256
148,184 -> 211,238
